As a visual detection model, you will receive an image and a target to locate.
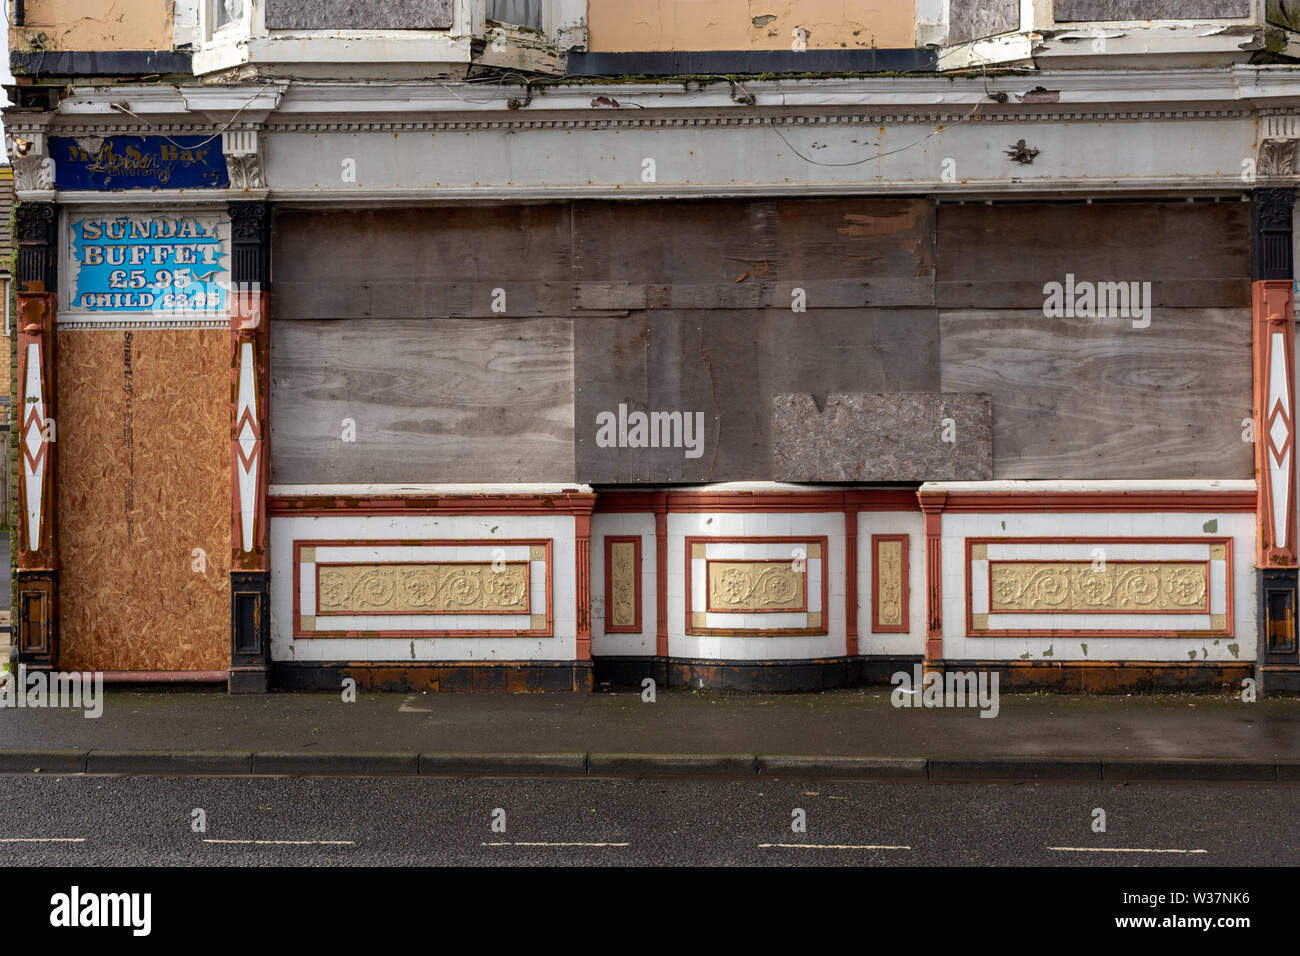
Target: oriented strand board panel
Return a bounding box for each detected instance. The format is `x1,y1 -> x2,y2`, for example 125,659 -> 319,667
57,329 -> 230,672
1055,0 -> 1250,19
587,0 -> 915,51
575,308 -> 940,482
773,392 -> 992,481
949,0 -> 1020,43
266,0 -> 452,30
270,318 -> 575,484
939,309 -> 1251,479
272,206 -> 573,321
11,0 -> 174,51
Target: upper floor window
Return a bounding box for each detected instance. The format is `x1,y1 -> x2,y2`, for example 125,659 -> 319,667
213,0 -> 247,32
487,0 -> 543,30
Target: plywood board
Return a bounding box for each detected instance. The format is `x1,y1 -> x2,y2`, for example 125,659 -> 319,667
270,318 -> 575,484
574,308 -> 940,482
272,206 -> 573,321
936,201 -> 1250,309
939,308 -> 1251,479
57,329 -> 230,672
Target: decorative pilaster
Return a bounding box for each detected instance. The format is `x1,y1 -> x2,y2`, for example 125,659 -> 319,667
844,506 -> 859,657
228,201 -> 271,694
919,492 -> 947,671
14,202 -> 59,669
654,504 -> 669,659
1252,185 -> 1300,685
575,512 -> 592,661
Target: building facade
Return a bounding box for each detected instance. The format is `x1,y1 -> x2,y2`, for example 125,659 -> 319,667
5,0 -> 1300,693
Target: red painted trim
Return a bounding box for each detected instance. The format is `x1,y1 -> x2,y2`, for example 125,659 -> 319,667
575,514 -> 592,661
684,536 -> 829,637
293,538 -> 552,639
919,493 -> 946,662
666,490 -> 918,513
270,493 -> 597,517
603,535 -> 643,633
15,291 -> 57,572
703,558 -> 809,613
938,491 -> 1255,514
871,533 -> 911,633
313,561 -> 532,617
655,510 -> 669,657
1254,279 -> 1297,567
595,491 -> 668,513
964,536 -> 1234,639
844,508 -> 859,655
231,291 -> 270,573
985,558 -> 1211,615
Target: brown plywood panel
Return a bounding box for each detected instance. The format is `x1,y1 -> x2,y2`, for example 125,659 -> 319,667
574,197 -> 935,291
939,308 -> 1251,479
272,206 -> 573,321
58,329 -> 230,672
270,318 -> 574,484
936,201 -> 1250,309
575,308 -> 940,483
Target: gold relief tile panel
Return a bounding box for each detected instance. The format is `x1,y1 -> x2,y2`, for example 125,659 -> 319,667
691,542 -> 707,559
707,561 -> 805,612
876,540 -> 904,628
806,542 -> 822,560
1209,544 -> 1227,561
969,543 -> 987,561
806,611 -> 823,630
530,545 -> 547,561
531,614 -> 548,630
988,562 -> 1209,613
317,562 -> 531,615
300,546 -> 317,563
971,613 -> 988,630
609,540 -> 638,628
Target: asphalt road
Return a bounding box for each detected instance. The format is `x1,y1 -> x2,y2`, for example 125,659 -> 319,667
0,774 -> 1295,866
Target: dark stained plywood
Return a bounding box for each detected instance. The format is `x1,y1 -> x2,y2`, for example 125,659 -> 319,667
1055,0 -> 1249,19
939,308 -> 1251,479
266,0 -> 452,30
270,318 -> 574,484
573,197 -> 936,290
272,205 -> 573,320
936,201 -> 1250,310
949,0 -> 1020,44
773,393 -> 993,482
574,308 -> 940,483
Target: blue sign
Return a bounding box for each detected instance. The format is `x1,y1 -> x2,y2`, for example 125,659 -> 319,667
70,215 -> 229,314
52,135 -> 229,190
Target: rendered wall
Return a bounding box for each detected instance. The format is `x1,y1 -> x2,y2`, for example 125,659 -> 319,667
12,0 -> 175,51
586,0 -> 915,52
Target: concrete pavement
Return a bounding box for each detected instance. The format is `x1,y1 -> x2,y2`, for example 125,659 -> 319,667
0,686 -> 1297,782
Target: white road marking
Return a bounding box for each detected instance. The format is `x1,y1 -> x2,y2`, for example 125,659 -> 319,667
203,839 -> 355,845
759,843 -> 912,850
0,837 -> 86,843
481,841 -> 629,847
1048,846 -> 1207,854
